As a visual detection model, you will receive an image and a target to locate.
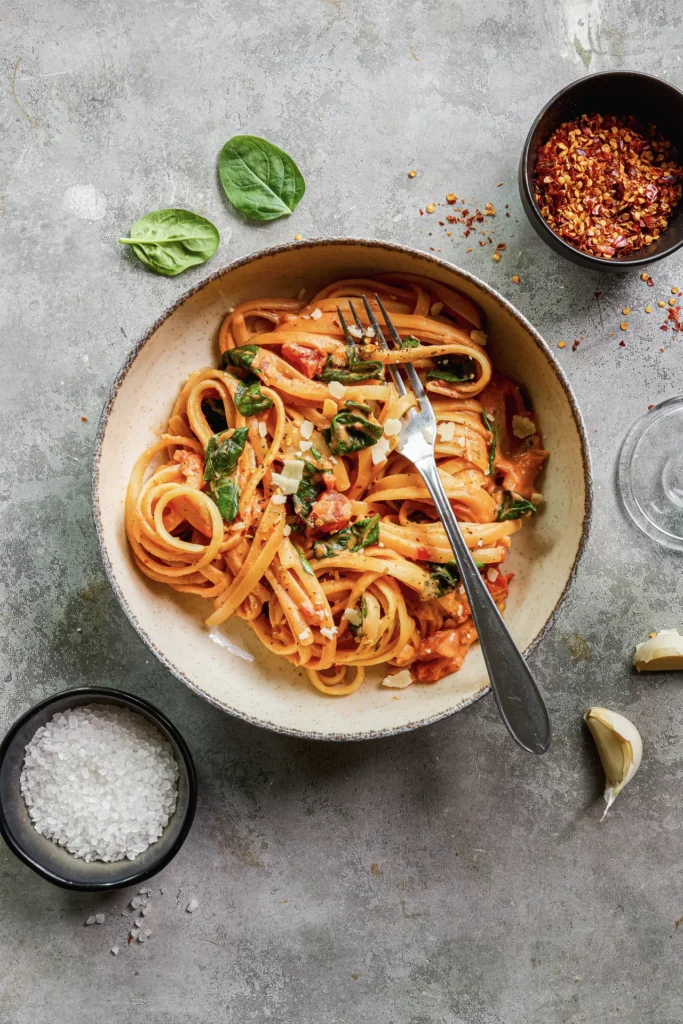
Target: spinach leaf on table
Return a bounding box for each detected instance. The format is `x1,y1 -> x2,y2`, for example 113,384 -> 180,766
218,135 -> 306,222
118,209 -> 219,277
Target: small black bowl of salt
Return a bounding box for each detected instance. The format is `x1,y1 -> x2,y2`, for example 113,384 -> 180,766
0,688 -> 197,891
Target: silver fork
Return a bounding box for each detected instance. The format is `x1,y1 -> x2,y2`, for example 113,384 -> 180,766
345,294 -> 551,755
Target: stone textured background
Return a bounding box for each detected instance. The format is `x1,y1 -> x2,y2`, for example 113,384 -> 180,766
2,1 -> 683,1021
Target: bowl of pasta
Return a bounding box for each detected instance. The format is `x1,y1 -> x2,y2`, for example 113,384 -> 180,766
93,239 -> 591,740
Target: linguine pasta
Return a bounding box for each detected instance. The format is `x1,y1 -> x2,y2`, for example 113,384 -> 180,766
126,274 -> 547,696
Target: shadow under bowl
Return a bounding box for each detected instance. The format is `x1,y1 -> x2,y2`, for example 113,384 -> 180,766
519,71 -> 683,271
0,687 -> 197,891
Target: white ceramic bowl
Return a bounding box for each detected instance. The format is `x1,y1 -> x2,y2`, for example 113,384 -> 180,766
93,239 -> 592,740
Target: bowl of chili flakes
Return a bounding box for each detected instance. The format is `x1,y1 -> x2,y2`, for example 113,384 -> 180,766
519,71 -> 683,270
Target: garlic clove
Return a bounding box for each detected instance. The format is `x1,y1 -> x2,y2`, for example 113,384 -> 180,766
584,707 -> 643,819
633,630 -> 683,672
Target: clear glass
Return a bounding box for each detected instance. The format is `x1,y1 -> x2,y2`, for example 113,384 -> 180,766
618,397 -> 683,552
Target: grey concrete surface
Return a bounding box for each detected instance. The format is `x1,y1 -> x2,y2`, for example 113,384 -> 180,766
2,1 -> 683,1021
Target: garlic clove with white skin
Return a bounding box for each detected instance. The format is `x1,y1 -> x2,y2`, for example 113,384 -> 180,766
584,707 -> 643,819
633,630 -> 683,672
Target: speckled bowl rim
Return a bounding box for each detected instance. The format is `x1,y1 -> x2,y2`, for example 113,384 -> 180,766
92,238 -> 593,741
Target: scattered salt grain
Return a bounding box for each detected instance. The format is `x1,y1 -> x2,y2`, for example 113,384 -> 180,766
186,899 -> 199,914
141,906 -> 151,916
310,308 -> 323,320
111,946 -> 119,956
85,915 -> 97,926
20,704 -> 179,863
95,913 -> 105,925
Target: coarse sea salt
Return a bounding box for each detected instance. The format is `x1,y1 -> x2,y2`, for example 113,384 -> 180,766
20,704 -> 179,863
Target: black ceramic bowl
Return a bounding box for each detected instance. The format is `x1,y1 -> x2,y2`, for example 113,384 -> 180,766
0,688 -> 197,891
520,71 -> 683,271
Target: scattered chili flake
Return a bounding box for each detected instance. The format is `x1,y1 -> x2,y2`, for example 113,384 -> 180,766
641,272 -> 650,281
533,113 -> 683,259
426,203 -> 435,214
619,340 -> 626,347
81,416 -> 88,422
648,404 -> 655,409
484,203 -> 496,216
512,275 -> 520,284
620,321 -> 628,330
672,287 -> 679,294
669,297 -> 677,306
660,347 -> 665,352
496,242 -> 506,250
645,305 -> 652,313
497,182 -> 503,186
465,247 -> 472,252
558,340 -> 567,348
661,324 -> 669,331
408,169 -> 417,178
647,276 -> 655,286
658,300 -> 666,307
594,291 -> 602,299
446,193 -> 456,204
609,330 -> 615,336
492,252 -> 501,262
572,340 -> 580,351
419,208 -> 424,215
294,234 -> 302,241
622,307 -> 630,315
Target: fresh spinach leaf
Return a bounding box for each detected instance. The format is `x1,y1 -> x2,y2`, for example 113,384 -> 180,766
221,346 -> 260,373
318,361 -> 384,384
422,562 -> 462,600
312,515 -> 380,558
341,400 -> 372,414
496,492 -> 537,522
426,355 -> 476,383
218,135 -> 305,222
234,379 -> 273,416
210,477 -> 240,522
202,397 -> 228,434
118,209 -> 219,277
204,428 -> 249,481
324,411 -> 383,455
481,410 -> 497,478
401,335 -> 421,349
293,545 -> 314,575
309,444 -> 323,461
292,461 -> 321,521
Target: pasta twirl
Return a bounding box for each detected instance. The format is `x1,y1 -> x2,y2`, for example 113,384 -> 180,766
126,274 -> 548,695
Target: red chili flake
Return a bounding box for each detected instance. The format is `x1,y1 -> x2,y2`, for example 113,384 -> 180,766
419,209 -> 424,216
533,113 -> 683,259
572,340 -> 580,351
619,340 -> 626,347
81,416 -> 88,422
438,221 -> 444,226
660,324 -> 669,331
648,404 -> 655,409
647,277 -> 655,286
594,291 -> 602,299
496,242 -> 506,250
445,215 -> 457,224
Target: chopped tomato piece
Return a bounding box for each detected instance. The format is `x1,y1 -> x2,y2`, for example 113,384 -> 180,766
173,449 -> 204,489
309,490 -> 353,533
281,343 -> 327,379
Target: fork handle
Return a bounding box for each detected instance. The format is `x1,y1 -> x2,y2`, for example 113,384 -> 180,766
414,456 -> 551,755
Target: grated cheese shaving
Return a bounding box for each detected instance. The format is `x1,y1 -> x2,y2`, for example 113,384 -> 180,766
371,436 -> 391,465
437,421 -> 456,442
383,418 -> 402,437
310,308 -> 323,320
300,420 -> 314,439
328,381 -> 346,399
382,669 -> 413,689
